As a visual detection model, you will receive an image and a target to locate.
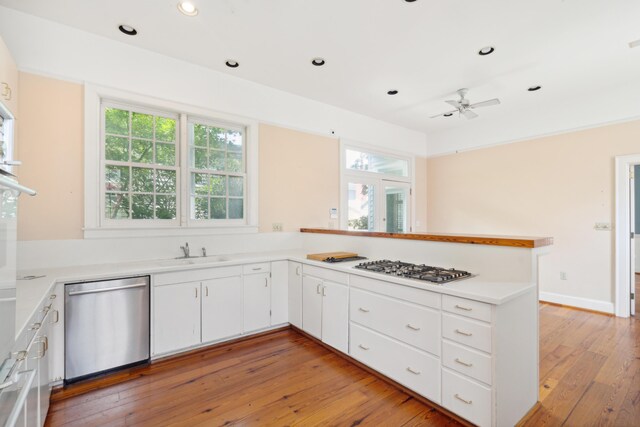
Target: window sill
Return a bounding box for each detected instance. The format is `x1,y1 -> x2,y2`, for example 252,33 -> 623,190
83,225 -> 259,240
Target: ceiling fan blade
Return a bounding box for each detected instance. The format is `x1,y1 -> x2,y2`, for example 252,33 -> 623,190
470,98 -> 500,109
429,109 -> 459,119
462,109 -> 479,119
445,100 -> 461,108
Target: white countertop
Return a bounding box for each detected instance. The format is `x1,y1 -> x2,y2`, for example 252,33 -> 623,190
16,251 -> 535,338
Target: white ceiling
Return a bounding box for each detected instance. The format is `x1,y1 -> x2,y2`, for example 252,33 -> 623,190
1,0 -> 640,154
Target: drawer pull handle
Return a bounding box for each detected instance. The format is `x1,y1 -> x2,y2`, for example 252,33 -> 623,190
29,323 -> 41,331
358,344 -> 370,351
455,329 -> 473,337
455,304 -> 472,311
358,307 -> 370,313
455,358 -> 473,367
406,367 -> 421,375
406,324 -> 421,331
316,284 -> 322,294
454,394 -> 473,405
252,267 -> 262,271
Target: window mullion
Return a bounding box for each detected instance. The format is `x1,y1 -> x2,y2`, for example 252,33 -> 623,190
180,113 -> 189,227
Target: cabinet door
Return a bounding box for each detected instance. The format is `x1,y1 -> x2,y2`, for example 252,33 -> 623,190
243,273 -> 271,332
321,281 -> 349,353
153,282 -> 201,355
270,261 -> 288,325
201,276 -> 243,343
302,276 -> 323,339
288,262 -> 303,328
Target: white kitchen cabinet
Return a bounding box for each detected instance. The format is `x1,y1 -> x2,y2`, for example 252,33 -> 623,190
0,36 -> 18,117
153,281 -> 201,355
270,261 -> 288,325
302,275 -> 323,339
302,266 -> 349,353
243,272 -> 271,332
320,281 -> 349,352
288,261 -> 302,328
201,276 -> 243,343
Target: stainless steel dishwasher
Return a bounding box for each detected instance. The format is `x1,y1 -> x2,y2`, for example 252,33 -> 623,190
65,276 -> 150,383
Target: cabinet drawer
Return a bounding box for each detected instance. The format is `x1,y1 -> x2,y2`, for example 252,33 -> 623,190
350,275 -> 440,309
351,288 -> 440,356
442,313 -> 492,353
350,323 -> 440,404
243,263 -> 270,275
442,369 -> 491,427
303,265 -> 348,285
442,340 -> 492,385
443,295 -> 492,323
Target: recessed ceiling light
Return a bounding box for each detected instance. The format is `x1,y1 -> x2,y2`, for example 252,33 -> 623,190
629,39 -> 640,48
118,25 -> 137,36
311,58 -> 326,66
225,60 -> 239,68
177,1 -> 198,16
387,90 -> 398,95
528,85 -> 542,92
404,0 -> 418,2
478,46 -> 495,56
444,113 -> 453,117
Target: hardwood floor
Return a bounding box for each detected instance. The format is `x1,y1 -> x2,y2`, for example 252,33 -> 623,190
46,304 -> 640,427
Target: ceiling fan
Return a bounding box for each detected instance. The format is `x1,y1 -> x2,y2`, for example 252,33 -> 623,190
430,88 -> 500,120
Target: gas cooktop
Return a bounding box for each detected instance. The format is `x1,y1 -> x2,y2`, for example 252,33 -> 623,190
353,260 -> 472,284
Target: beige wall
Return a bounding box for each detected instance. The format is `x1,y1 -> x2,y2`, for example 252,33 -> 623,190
17,72 -> 84,240
427,119 -> 640,305
414,157 -> 428,232
258,124 -> 339,232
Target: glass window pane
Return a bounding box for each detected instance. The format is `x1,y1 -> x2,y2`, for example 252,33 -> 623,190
345,149 -> 408,177
131,194 -> 154,219
229,198 -> 243,219
131,112 -> 153,139
193,148 -> 208,169
209,127 -> 226,150
105,136 -> 129,162
155,195 -> 176,219
156,169 -> 176,194
209,150 -> 225,171
132,139 -> 153,163
210,197 -> 226,219
131,167 -> 154,193
105,108 -> 129,136
106,193 -> 129,219
156,143 -> 175,166
192,173 -> 209,195
226,152 -> 243,173
228,176 -> 243,197
210,175 -> 226,197
226,131 -> 243,152
193,196 -> 209,219
385,185 -> 408,233
155,117 -> 176,142
193,124 -> 207,147
105,165 -> 129,192
347,182 -> 375,231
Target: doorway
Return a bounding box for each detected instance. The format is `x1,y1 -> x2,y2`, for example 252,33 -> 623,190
615,155 -> 640,317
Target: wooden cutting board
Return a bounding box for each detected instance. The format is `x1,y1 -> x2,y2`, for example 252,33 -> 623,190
307,251 -> 358,261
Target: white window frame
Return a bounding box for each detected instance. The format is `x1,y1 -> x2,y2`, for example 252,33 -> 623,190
84,84 -> 259,238
340,140 -> 415,232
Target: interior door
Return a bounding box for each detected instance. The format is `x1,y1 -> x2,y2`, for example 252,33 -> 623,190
201,275 -> 242,342
631,165 -> 636,316
321,281 -> 349,353
382,180 -> 411,233
302,276 -> 323,339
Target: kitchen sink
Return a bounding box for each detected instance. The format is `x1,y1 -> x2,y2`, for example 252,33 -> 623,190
155,256 -> 230,267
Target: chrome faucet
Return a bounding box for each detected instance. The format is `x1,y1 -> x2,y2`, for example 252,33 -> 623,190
180,242 -> 190,258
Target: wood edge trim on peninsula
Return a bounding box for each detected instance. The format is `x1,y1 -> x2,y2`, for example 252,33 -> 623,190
300,228 -> 554,248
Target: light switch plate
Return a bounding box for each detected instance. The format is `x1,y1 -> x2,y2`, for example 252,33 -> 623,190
594,222 -> 612,231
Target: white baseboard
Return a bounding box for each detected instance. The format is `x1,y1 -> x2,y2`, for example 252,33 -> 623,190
539,291 -> 614,314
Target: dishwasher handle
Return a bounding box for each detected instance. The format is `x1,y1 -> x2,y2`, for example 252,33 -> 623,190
67,282 -> 148,296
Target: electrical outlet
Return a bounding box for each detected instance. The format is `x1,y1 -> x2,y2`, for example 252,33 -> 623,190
272,223 -> 283,232
594,222 -> 612,231
560,272 -> 567,280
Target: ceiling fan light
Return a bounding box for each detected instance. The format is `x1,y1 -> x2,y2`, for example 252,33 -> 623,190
478,46 -> 495,56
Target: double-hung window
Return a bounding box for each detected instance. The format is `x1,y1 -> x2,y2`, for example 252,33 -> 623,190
88,89 -> 255,237
341,144 -> 413,232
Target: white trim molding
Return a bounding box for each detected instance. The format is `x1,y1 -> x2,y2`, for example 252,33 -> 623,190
539,292 -> 614,315
615,154 -> 640,317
